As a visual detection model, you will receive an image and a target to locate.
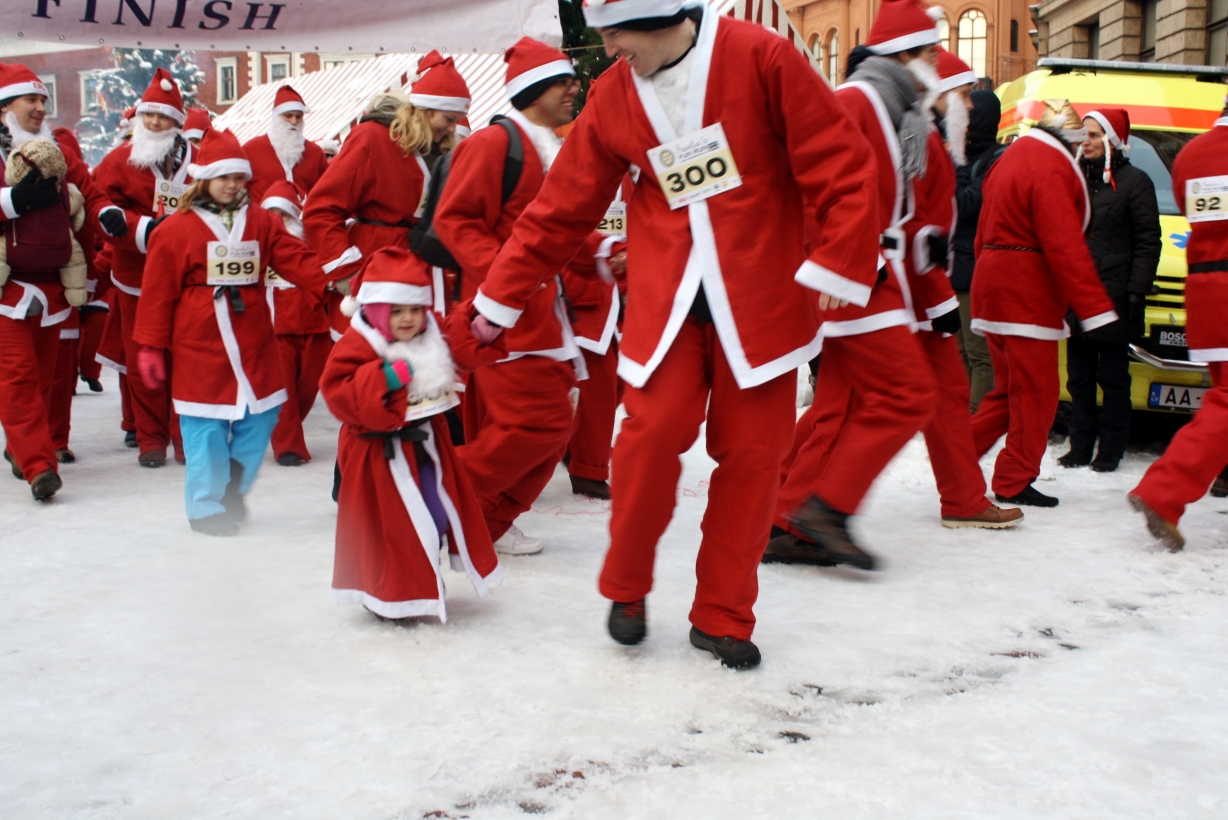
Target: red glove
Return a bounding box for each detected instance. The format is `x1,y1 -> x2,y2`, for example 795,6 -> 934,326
470,314 -> 504,346
138,346 -> 166,390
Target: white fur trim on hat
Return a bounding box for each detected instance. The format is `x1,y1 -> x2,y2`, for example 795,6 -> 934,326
261,196 -> 301,219
506,59 -> 576,100
272,100 -> 309,116
357,281 -> 433,306
408,93 -> 470,114
1084,111 -> 1122,148
583,0 -> 689,28
183,128 -> 206,140
187,158 -> 253,179
937,70 -> 977,93
0,79 -> 48,100
136,100 -> 186,125
868,27 -> 941,55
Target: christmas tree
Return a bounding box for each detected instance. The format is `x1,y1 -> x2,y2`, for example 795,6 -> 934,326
559,0 -> 614,113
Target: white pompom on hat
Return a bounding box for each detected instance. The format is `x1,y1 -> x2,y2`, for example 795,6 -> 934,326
136,68 -> 185,125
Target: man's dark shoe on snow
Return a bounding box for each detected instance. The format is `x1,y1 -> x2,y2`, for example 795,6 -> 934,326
781,500 -> 879,570
996,483 -> 1059,507
689,626 -> 761,669
608,599 -> 647,645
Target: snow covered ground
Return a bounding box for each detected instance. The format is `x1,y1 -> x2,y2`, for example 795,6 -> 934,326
3,370 -> 1228,819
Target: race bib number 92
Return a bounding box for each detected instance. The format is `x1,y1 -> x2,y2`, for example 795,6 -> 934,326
206,240 -> 261,286
1186,176 -> 1228,223
646,123 -> 742,210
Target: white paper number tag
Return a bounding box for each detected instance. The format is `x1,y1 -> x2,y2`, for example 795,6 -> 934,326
404,386 -> 460,422
1187,176 -> 1228,223
206,240 -> 261,286
598,202 -> 627,236
152,180 -> 190,213
646,123 -> 742,210
264,268 -> 294,289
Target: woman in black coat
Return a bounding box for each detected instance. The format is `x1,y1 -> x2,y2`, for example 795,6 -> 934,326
1059,109 -> 1161,472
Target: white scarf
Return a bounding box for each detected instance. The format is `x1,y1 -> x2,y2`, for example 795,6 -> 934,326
267,115 -> 305,169
128,117 -> 180,169
383,319 -> 457,405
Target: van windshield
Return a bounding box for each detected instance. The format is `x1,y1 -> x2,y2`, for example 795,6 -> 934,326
1126,130 -> 1197,216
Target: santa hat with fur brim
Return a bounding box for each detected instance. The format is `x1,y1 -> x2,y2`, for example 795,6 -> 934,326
1083,107 -> 1131,187
582,0 -> 699,28
260,180 -> 305,220
339,247 -> 434,317
867,0 -> 941,55
182,107 -> 213,141
936,47 -> 976,93
0,62 -> 49,103
506,38 -> 576,108
273,85 -> 309,116
136,67 -> 185,125
187,128 -> 251,179
409,51 -> 471,114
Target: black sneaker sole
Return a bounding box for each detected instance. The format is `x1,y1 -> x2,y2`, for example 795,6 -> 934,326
689,627 -> 761,669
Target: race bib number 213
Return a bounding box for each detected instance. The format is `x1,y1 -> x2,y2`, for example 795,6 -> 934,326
646,123 -> 742,210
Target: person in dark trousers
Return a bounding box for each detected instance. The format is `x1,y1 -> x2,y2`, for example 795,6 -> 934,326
1059,109 -> 1160,473
952,89 -> 1003,411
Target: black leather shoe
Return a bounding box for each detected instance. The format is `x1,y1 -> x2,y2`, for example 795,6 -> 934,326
84,378 -> 104,393
30,470 -> 61,501
124,430 -> 137,448
1057,451 -> 1092,468
1090,454 -> 1121,473
276,452 -> 304,467
689,626 -> 761,669
4,450 -> 23,480
608,599 -> 647,646
570,475 -> 610,500
995,483 -> 1059,507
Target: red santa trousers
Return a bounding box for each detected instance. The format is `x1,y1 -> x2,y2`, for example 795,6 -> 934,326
49,325 -> 79,450
77,306 -> 106,382
918,331 -> 993,519
568,344 -> 620,482
270,332 -> 333,461
1132,362 -> 1228,524
458,355 -> 576,541
970,333 -> 1059,497
0,314 -> 61,480
775,325 -> 936,523
600,319 -> 796,641
116,290 -> 179,456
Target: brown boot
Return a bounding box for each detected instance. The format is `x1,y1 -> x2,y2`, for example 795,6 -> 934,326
942,504 -> 1024,529
138,449 -> 167,468
570,475 -> 611,500
1211,467 -> 1228,498
1127,493 -> 1184,552
30,470 -> 62,501
56,448 -> 76,464
4,450 -> 23,480
778,498 -> 880,571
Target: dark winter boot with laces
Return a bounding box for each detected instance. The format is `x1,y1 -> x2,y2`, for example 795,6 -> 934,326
995,483 -> 1059,507
221,459 -> 248,523
689,626 -> 761,669
607,599 -> 647,645
781,499 -> 879,570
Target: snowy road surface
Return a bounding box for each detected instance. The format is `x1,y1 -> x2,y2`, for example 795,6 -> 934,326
2,370 -> 1227,819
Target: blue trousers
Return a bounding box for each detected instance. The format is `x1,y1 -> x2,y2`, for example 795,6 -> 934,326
179,405 -> 282,521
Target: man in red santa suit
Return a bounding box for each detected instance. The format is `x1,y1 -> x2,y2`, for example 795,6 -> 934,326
243,86 -> 330,203
969,99 -> 1117,507
1127,104 -> 1228,550
468,2 -> 881,667
94,67 -> 194,468
182,107 -> 213,147
0,62 -> 126,498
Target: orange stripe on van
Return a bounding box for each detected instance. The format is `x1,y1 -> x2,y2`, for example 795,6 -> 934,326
1002,100 -> 1219,132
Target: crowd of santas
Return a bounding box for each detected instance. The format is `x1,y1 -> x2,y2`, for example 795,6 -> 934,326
3,0 -> 1225,669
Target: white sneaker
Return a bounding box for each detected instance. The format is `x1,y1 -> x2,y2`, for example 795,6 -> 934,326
494,524 -> 544,555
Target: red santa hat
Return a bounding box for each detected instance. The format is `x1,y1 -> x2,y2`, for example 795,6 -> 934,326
340,247 -> 433,317
182,107 -> 213,141
0,62 -> 49,102
409,51 -> 471,114
455,117 -> 471,139
136,68 -> 185,125
187,128 -> 251,180
504,37 -> 576,103
1083,107 -> 1131,188
260,180 -> 305,220
272,85 -> 309,116
119,107 -> 137,138
582,0 -> 691,28
53,126 -> 83,161
936,47 -> 976,93
867,0 -> 941,55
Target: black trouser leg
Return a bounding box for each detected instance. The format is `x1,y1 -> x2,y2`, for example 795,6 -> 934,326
1095,341 -> 1132,459
1065,335 -> 1099,458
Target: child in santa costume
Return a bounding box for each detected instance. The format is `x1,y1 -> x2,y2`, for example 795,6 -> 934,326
243,86 -> 330,203
1128,105 -> 1228,551
469,1 -> 880,667
969,99 -> 1117,507
132,128 -> 328,536
94,67 -> 194,468
320,247 -> 504,621
261,180 -> 333,466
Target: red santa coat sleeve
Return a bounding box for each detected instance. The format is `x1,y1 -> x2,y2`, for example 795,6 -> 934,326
59,140 -> 118,233
301,133 -> 375,280
903,130 -> 959,322
439,300 -> 508,372
432,130 -> 512,290
320,333 -> 409,432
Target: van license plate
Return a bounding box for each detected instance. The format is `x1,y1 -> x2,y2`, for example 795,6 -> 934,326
1148,383 -> 1206,411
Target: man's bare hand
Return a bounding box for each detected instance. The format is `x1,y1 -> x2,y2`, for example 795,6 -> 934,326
609,250 -> 627,276
818,293 -> 849,311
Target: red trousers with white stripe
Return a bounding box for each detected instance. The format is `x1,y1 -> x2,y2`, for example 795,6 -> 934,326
568,344 -> 620,482
49,328 -> 78,450
117,291 -> 180,457
77,306 -> 106,382
0,313 -> 60,481
270,332 -> 333,461
970,333 -> 1059,497
1132,362 -> 1228,524
775,325 -> 936,523
600,319 -> 796,640
458,355 -> 576,542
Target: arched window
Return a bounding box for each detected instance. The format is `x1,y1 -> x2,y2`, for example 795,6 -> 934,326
957,9 -> 988,77
810,33 -> 824,75
934,12 -> 951,49
827,30 -> 840,82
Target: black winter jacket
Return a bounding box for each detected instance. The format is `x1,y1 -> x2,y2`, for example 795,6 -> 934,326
951,90 -> 1006,293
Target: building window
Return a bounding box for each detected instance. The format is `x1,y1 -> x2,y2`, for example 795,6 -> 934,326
1087,21 -> 1101,59
1142,0 -> 1158,61
79,70 -> 101,114
38,74 -> 57,118
1010,19 -> 1020,52
826,30 -> 840,83
809,34 -> 824,75
319,53 -> 375,70
957,10 -> 988,77
934,12 -> 951,50
266,54 -> 290,83
1209,0 -> 1228,65
216,57 -> 238,104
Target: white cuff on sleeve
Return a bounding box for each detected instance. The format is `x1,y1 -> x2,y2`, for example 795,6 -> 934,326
135,215 -> 153,254
0,188 -> 19,220
912,225 -> 942,274
794,260 -> 873,308
322,245 -> 362,274
924,296 -> 960,320
594,235 -> 622,286
1081,310 -> 1119,332
474,290 -> 523,328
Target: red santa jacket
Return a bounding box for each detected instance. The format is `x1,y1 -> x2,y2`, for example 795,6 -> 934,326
94,140 -> 194,293
133,201 -> 327,419
970,128 -> 1116,339
902,128 -> 960,330
243,133 -> 331,202
301,120 -> 429,281
473,15 -> 880,390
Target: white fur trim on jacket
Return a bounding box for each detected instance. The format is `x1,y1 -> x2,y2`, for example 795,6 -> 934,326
1080,310 -> 1119,332
970,317 -> 1070,340
474,290 -> 523,328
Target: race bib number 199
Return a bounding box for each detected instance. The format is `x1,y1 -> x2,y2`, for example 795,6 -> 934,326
152,180 -> 190,213
206,240 -> 261,286
1187,175 -> 1228,222
646,123 -> 742,210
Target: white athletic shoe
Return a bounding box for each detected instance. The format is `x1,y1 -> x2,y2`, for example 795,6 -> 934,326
494,525 -> 544,555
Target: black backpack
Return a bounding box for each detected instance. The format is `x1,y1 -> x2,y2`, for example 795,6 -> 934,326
410,115 -> 525,273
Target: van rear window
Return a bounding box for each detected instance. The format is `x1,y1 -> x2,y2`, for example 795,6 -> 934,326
1127,130 -> 1196,216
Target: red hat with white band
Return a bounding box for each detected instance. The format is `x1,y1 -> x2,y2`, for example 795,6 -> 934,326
505,38 -> 576,100
182,108 -> 213,141
354,247 -> 433,307
582,0 -> 691,28
455,117 -> 472,139
935,47 -> 976,92
272,85 -> 308,116
0,62 -> 49,102
409,51 -> 471,114
260,180 -> 305,220
867,0 -> 941,55
136,68 -> 185,125
1083,107 -> 1131,187
187,128 -> 252,180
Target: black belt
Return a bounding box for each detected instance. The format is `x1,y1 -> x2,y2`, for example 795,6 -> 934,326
353,217 -> 415,229
189,282 -> 252,313
1188,259 -> 1228,274
361,422 -> 428,460
982,244 -> 1042,253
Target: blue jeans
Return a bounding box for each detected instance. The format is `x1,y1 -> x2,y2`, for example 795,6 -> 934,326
179,406 -> 282,520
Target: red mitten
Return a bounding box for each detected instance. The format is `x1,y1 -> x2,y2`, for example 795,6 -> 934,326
137,346 -> 166,390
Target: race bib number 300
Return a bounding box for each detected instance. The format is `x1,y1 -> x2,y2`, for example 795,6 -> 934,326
646,123 -> 742,210
1187,175 -> 1228,223
206,240 -> 261,286
152,180 -> 190,213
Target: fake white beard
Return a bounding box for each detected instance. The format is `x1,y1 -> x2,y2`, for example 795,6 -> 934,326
907,59 -> 943,118
282,216 -> 304,239
383,319 -> 457,404
268,115 -> 305,168
128,118 -> 180,169
944,90 -> 970,166
4,111 -> 54,149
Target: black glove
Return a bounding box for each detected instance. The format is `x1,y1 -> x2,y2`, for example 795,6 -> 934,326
10,171 -> 60,213
99,208 -> 129,238
925,233 -> 950,270
931,307 -> 962,334
144,215 -> 169,247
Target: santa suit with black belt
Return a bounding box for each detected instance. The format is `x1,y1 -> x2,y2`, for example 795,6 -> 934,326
242,85 -> 331,203
1131,116 -> 1228,528
473,15 -> 881,639
969,124 -> 1117,497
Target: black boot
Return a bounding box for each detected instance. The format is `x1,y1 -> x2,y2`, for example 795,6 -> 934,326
124,430 -> 137,448
570,475 -> 610,500
190,513 -> 240,537
762,527 -> 838,566
1090,453 -> 1121,473
689,626 -> 761,669
222,459 -> 248,522
276,452 -> 303,467
782,499 -> 878,570
607,599 -> 647,645
4,450 -> 24,480
1057,450 -> 1092,468
83,378 -> 104,393
995,483 -> 1059,507
30,470 -> 62,501
1212,466 -> 1228,498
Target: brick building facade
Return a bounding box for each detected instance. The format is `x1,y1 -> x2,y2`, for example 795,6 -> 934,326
1033,0 -> 1228,66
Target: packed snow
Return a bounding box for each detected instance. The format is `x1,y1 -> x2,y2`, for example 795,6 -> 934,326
2,369 -> 1227,819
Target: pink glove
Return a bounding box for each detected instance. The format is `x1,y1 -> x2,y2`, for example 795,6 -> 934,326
470,314 -> 504,346
138,346 -> 167,390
